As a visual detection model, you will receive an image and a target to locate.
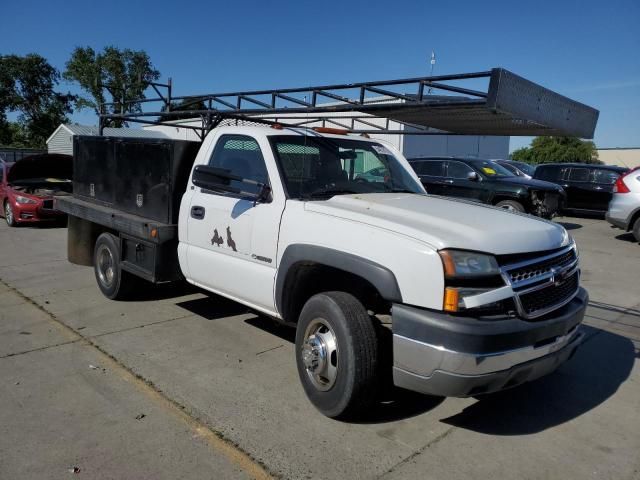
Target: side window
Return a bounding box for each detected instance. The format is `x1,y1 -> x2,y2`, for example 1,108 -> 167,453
567,168 -> 590,182
592,169 -> 619,185
446,161 -> 474,179
0,165 -> 3,183
206,135 -> 269,195
536,166 -> 559,181
415,160 -> 445,177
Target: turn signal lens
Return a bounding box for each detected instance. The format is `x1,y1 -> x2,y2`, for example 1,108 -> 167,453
443,287 -> 460,312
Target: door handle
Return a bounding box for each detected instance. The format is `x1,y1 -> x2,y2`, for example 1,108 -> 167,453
190,205 -> 205,220
594,186 -> 603,190
444,179 -> 454,184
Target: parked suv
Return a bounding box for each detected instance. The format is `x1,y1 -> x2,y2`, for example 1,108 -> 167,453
606,167 -> 640,241
534,163 -> 628,213
408,157 -> 564,218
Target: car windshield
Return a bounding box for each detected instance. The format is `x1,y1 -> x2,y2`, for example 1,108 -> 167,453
511,161 -> 536,176
470,160 -> 515,178
269,135 -> 424,199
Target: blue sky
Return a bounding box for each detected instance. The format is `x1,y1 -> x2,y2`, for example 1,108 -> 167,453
3,0 -> 639,151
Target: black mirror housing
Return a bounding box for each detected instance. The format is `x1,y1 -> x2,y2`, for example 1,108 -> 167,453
192,165 -> 268,202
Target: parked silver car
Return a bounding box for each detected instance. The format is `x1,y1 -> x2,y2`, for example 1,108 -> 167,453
606,167 -> 640,242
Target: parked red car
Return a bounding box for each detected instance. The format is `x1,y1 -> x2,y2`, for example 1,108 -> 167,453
0,154 -> 73,227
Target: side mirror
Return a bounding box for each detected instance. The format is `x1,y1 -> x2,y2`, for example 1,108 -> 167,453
192,165 -> 270,202
467,171 -> 479,181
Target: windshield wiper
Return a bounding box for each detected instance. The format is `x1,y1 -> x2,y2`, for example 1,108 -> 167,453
304,188 -> 359,199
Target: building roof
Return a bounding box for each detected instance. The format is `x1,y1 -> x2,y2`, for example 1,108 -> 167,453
47,124 -> 168,144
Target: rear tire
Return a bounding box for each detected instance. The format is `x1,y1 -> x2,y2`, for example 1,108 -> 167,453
4,201 -> 16,227
632,217 -> 640,243
495,199 -> 525,213
93,233 -> 136,300
295,292 -> 379,419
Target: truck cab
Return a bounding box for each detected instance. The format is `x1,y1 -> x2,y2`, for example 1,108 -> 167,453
175,126 -> 586,418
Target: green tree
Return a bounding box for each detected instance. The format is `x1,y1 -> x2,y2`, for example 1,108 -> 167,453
63,46 -> 160,126
159,97 -> 207,122
511,136 -> 599,164
0,54 -> 75,148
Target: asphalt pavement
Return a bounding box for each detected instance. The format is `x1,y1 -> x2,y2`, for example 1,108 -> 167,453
0,215 -> 638,479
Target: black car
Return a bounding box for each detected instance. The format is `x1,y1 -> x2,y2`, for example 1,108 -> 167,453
533,163 -> 629,213
408,157 -> 565,218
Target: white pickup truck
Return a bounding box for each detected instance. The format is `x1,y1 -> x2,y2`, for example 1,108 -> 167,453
58,124 -> 587,419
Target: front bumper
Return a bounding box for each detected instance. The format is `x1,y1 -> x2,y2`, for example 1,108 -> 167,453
391,287 -> 588,397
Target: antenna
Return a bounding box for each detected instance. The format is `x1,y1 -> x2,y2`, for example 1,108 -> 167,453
427,51 -> 436,94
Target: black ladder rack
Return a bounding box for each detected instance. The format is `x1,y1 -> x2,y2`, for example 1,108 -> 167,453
99,68 -> 599,141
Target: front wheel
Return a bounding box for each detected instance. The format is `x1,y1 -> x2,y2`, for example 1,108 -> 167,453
4,201 -> 16,227
632,217 -> 640,243
93,233 -> 136,300
495,199 -> 525,213
295,292 -> 379,419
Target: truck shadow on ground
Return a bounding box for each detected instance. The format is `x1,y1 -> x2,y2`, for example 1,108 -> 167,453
439,325 -> 635,435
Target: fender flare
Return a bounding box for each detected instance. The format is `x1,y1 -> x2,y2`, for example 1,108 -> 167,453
275,244 -> 402,316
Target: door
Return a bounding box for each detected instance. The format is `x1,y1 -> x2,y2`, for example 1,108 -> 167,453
590,169 -> 620,211
443,160 -> 485,201
564,167 -> 591,209
183,133 -> 285,314
412,160 -> 447,195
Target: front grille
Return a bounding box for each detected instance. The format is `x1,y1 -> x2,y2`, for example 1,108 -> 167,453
501,245 -> 580,319
543,193 -> 560,212
507,249 -> 576,285
42,200 -> 54,209
519,271 -> 579,316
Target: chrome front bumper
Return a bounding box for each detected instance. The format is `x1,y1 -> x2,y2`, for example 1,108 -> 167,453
391,288 -> 588,397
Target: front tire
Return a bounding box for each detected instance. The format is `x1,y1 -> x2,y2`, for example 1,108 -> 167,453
495,199 -> 525,213
295,292 -> 379,419
632,217 -> 640,243
4,201 -> 16,227
93,233 -> 135,300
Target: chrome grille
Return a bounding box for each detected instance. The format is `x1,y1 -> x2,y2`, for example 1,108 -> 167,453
507,249 -> 576,285
519,271 -> 579,316
501,245 -> 580,319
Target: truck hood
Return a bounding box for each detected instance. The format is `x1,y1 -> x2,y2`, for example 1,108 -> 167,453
304,193 -> 569,254
7,154 -> 73,184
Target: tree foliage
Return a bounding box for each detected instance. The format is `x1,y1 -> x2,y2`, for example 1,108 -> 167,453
0,54 -> 75,148
511,136 -> 600,164
64,46 -> 160,126
159,97 -> 207,122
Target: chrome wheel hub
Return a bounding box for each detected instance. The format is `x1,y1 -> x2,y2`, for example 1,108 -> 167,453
301,319 -> 338,391
96,245 -> 115,287
5,203 -> 12,223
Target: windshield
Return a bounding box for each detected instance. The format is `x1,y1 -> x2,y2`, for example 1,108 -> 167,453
470,160 -> 516,178
511,161 -> 536,176
269,135 -> 424,199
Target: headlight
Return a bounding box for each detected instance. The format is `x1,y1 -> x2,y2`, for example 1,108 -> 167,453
439,249 -> 499,278
15,195 -> 38,205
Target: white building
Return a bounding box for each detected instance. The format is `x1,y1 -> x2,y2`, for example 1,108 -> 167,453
142,113 -> 510,159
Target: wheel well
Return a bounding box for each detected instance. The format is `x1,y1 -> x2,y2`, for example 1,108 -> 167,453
492,195 -> 524,206
280,262 -> 391,323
